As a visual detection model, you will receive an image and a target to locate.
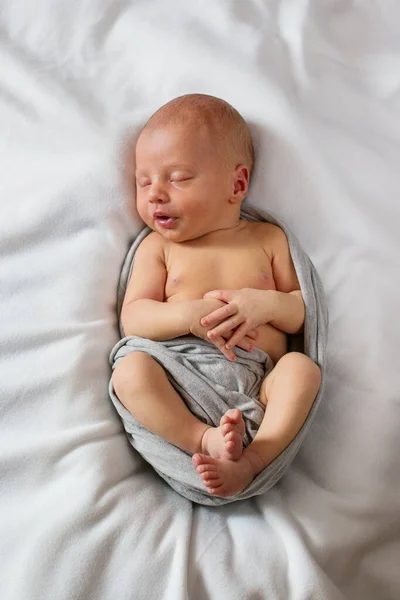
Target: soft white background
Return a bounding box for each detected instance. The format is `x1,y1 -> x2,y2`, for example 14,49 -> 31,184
1,1 -> 399,599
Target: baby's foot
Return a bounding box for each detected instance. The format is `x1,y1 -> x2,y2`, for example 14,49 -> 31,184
192,453 -> 255,497
201,409 -> 245,460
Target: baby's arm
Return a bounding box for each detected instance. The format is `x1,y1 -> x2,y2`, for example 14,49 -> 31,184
265,225 -> 305,334
121,233 -> 193,339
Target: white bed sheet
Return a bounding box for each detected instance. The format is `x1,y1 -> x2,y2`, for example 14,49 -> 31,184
1,1 -> 399,599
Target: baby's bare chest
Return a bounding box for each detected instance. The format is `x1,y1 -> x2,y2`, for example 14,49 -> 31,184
165,243 -> 276,301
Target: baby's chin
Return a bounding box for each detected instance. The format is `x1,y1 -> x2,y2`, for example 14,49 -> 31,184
147,219 -> 200,242
153,228 -> 195,243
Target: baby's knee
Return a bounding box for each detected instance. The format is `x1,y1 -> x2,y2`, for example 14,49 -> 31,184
112,352 -> 154,398
280,352 -> 321,385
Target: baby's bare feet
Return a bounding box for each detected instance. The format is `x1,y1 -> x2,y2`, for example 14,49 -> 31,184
201,409 -> 245,460
192,453 -> 255,497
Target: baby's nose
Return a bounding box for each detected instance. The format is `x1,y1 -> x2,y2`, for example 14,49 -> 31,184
148,183 -> 169,203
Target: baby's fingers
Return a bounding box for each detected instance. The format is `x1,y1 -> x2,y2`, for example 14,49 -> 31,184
246,329 -> 259,341
225,324 -> 252,350
211,335 -> 237,362
201,303 -> 236,328
235,337 -> 255,352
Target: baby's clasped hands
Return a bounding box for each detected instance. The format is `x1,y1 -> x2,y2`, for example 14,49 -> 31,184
188,296 -> 258,361
201,288 -> 275,353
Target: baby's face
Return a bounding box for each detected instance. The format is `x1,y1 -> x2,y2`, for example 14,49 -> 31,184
134,124 -> 235,242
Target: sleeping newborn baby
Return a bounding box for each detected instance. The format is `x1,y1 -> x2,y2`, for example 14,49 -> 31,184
112,93 -> 321,498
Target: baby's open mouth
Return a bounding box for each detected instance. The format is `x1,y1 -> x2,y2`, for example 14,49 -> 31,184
154,214 -> 178,228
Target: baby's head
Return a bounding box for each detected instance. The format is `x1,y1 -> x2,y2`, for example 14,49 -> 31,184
134,94 -> 254,242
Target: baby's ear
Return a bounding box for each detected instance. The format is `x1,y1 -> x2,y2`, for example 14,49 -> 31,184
231,164 -> 250,203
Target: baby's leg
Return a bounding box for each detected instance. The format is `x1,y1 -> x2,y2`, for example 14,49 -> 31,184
193,352 -> 321,497
245,352 -> 321,469
112,352 -> 245,460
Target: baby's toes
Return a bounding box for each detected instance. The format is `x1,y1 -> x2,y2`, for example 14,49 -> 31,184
192,454 -> 218,471
220,408 -> 241,426
201,471 -> 220,487
224,431 -> 243,460
206,483 -> 223,495
220,414 -> 230,428
221,422 -> 235,436
224,430 -> 238,444
196,464 -> 217,477
192,453 -> 212,469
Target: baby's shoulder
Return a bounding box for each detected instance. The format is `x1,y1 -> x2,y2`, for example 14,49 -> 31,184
246,220 -> 287,244
245,221 -> 289,262
141,231 -> 164,246
136,230 -> 166,257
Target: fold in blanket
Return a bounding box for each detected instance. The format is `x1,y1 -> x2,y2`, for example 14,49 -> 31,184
109,205 -> 328,505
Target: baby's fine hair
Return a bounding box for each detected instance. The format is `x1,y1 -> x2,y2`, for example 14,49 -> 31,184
142,93 -> 255,173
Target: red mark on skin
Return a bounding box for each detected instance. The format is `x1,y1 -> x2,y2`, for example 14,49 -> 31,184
260,271 -> 277,291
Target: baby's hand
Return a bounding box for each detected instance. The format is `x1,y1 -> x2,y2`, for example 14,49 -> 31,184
201,288 -> 275,351
188,298 -> 258,361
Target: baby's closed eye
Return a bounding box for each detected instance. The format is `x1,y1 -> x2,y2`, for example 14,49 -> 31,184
136,178 -> 151,188
170,172 -> 194,183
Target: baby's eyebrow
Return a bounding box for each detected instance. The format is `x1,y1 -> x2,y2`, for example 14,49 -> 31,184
134,164 -> 194,178
167,163 -> 194,171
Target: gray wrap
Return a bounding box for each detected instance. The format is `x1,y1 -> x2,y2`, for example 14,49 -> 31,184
109,205 -> 328,505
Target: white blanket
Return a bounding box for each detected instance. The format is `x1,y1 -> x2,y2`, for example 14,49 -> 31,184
1,1 -> 399,599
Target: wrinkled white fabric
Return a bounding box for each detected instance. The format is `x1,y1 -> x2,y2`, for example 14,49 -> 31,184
1,1 -> 399,599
